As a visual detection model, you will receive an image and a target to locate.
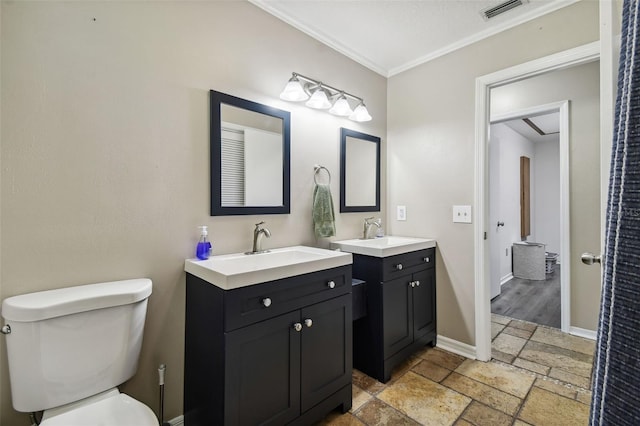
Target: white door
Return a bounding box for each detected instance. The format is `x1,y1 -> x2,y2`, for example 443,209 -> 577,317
488,129 -> 502,299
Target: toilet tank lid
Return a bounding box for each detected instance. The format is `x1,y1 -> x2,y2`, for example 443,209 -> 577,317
1,279 -> 152,322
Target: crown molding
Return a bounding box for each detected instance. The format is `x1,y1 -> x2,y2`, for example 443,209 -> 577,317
250,0 -> 581,78
389,0 -> 582,76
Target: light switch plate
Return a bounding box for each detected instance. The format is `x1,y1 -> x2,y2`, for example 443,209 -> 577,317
453,205 -> 472,223
397,205 -> 407,221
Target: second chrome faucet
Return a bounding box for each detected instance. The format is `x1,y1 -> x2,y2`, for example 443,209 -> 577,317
363,217 -> 382,239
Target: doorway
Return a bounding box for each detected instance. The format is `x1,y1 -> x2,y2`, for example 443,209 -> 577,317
473,41 -> 603,362
488,102 -> 569,330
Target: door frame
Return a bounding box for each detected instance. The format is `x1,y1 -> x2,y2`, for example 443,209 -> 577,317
473,41 -> 600,361
489,100 -> 570,330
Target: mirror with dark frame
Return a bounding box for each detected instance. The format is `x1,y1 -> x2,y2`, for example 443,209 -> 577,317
340,127 -> 381,213
210,90 -> 291,216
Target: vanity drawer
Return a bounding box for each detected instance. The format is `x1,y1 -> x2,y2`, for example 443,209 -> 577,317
381,248 -> 435,281
224,265 -> 351,331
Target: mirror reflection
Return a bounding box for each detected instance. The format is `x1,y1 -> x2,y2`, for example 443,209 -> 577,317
210,90 -> 290,216
340,128 -> 381,213
221,105 -> 283,207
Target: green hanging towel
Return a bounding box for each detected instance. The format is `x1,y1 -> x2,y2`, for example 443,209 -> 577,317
313,183 -> 336,238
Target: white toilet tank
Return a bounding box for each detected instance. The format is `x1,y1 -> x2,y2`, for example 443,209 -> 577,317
1,278 -> 152,413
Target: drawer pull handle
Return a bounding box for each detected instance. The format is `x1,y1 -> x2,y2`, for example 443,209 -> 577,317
293,323 -> 302,332
304,318 -> 313,328
262,297 -> 272,308
327,281 -> 336,289
396,263 -> 403,271
415,280 -> 421,287
423,257 -> 430,263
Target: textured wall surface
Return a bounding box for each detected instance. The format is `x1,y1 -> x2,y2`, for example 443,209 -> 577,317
0,2 -> 386,424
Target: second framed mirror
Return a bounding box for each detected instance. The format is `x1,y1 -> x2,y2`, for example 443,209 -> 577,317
340,128 -> 381,213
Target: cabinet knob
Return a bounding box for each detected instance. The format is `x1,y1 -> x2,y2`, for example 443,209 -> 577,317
423,257 -> 430,263
262,297 -> 272,308
293,323 -> 303,332
396,263 -> 403,271
304,318 -> 313,328
327,281 -> 336,289
409,281 -> 415,288
415,280 -> 420,287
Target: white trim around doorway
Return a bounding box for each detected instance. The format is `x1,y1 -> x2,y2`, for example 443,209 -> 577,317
473,41 -> 600,361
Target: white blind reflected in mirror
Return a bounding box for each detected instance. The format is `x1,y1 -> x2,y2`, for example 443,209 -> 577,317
221,126 -> 245,206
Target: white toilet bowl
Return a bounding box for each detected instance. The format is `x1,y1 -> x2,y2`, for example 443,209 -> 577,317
40,388 -> 157,426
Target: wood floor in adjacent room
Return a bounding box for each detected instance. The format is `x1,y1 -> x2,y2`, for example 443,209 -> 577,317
490,265 -> 561,329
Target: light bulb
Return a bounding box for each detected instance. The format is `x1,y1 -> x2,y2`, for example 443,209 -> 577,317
349,103 -> 372,122
280,76 -> 309,102
329,95 -> 353,116
305,88 -> 332,109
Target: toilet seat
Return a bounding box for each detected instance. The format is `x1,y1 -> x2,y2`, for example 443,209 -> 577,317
40,388 -> 157,426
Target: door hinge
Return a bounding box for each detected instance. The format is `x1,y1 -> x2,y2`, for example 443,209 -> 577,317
484,232 -> 487,240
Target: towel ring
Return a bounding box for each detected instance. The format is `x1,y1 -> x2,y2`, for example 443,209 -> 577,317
314,165 -> 331,185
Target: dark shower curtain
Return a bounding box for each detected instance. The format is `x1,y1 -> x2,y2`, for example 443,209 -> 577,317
590,0 -> 640,424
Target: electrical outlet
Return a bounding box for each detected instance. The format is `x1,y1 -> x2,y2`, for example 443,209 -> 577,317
452,205 -> 472,223
397,205 -> 407,221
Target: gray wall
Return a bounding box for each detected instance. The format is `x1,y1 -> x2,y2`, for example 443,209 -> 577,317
387,0 -> 599,345
534,139 -> 561,260
0,2 -> 386,424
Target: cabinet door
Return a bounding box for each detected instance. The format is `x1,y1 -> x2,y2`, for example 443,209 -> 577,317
382,275 -> 413,359
412,268 -> 436,339
300,294 -> 352,412
225,310 -> 301,426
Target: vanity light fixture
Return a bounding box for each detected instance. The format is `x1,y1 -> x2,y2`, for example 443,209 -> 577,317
279,72 -> 372,122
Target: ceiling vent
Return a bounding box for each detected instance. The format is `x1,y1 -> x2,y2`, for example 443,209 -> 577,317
481,0 -> 529,20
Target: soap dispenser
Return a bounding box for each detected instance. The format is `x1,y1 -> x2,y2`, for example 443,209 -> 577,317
196,226 -> 212,260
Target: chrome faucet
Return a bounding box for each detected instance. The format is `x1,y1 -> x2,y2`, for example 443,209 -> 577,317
363,217 -> 382,239
248,221 -> 271,254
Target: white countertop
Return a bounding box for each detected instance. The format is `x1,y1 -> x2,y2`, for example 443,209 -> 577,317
185,245 -> 352,290
331,236 -> 436,258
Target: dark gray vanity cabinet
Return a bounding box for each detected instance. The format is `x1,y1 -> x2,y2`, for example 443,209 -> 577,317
352,248 -> 436,383
184,265 -> 352,426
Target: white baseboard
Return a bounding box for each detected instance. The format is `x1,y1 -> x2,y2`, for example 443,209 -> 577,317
569,326 -> 597,341
500,273 -> 513,286
168,415 -> 184,426
436,335 -> 477,360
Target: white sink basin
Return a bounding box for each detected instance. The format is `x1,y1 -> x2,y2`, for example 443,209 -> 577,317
331,236 -> 435,258
185,245 -> 352,290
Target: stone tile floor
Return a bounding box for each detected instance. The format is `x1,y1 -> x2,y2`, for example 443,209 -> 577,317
318,314 -> 595,425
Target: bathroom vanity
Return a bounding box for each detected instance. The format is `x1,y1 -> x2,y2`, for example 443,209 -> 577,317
183,246 -> 353,426
332,237 -> 436,383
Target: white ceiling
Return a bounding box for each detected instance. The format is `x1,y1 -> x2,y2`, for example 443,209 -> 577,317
502,112 -> 560,143
251,0 -> 580,77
